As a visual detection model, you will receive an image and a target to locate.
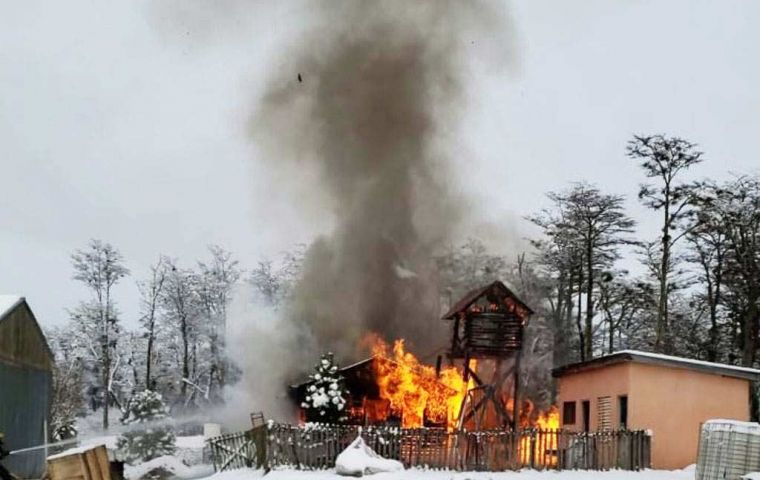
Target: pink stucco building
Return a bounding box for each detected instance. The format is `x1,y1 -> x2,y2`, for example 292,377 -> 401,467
553,350 -> 760,469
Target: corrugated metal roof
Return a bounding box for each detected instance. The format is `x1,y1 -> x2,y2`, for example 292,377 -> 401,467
0,295 -> 23,320
553,349 -> 760,381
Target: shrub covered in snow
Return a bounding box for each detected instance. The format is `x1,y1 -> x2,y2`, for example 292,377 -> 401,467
52,418 -> 78,441
301,352 -> 348,423
116,390 -> 176,467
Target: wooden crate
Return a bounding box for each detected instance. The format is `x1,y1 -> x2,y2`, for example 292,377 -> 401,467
47,445 -> 111,480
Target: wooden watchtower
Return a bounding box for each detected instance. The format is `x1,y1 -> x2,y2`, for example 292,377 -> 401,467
442,281 -> 533,431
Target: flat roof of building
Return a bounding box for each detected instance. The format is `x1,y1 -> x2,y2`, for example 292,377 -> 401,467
552,349 -> 760,382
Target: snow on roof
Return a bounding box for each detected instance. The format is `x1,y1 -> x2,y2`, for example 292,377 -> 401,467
47,444 -> 107,460
553,349 -> 760,381
0,295 -> 23,320
616,350 -> 760,375
703,419 -> 760,435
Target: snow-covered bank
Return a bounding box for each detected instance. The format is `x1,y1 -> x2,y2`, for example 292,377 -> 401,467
125,456 -> 213,480
204,467 -> 696,480
52,434 -> 209,479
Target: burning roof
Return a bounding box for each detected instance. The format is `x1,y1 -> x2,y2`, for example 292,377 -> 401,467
442,280 -> 534,321
290,339 -> 471,429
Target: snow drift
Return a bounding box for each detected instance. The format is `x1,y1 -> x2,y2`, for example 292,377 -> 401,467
335,436 -> 404,477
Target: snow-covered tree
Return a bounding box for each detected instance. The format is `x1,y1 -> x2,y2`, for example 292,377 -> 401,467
116,390 -> 176,465
301,352 -> 348,423
70,239 -> 130,430
249,245 -> 305,307
196,246 -> 241,400
160,260 -> 202,408
138,256 -> 169,391
46,325 -> 84,440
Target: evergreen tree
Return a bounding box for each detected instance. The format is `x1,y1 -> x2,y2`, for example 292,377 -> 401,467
117,390 -> 176,465
301,353 -> 348,423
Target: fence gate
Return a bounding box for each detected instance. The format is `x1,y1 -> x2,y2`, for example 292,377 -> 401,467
207,426 -> 268,472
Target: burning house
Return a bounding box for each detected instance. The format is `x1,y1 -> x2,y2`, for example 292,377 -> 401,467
290,351 -> 460,428
290,281 -> 545,432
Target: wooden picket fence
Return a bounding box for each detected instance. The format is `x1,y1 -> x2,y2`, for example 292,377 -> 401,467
206,426 -> 268,471
207,423 -> 650,472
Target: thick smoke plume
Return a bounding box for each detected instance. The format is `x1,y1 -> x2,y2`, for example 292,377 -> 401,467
226,1 -> 511,423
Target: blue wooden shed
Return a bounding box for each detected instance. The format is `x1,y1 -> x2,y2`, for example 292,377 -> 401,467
0,296 -> 53,479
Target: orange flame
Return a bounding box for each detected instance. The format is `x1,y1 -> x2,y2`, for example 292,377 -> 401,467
361,334 -> 558,440
368,336 -> 473,429
516,403 -> 560,465
535,405 -> 560,430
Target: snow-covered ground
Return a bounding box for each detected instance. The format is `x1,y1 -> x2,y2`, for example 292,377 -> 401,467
60,436 -> 697,480
124,455 -> 213,480
69,414 -> 696,480
204,467 -> 696,480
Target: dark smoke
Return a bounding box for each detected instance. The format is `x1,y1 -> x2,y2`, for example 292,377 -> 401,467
250,1 -> 510,368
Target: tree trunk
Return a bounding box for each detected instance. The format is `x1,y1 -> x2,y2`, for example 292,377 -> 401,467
102,340 -> 109,430
102,290 -> 110,430
576,262 -> 585,362
146,319 -> 155,390
742,292 -> 759,367
608,313 -> 615,354
585,237 -> 594,360
656,190 -> 671,353
553,271 -> 566,367
181,316 -> 189,400
564,272 -> 575,365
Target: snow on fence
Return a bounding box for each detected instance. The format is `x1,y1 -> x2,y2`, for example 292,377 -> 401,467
207,423 -> 650,472
206,426 -> 267,471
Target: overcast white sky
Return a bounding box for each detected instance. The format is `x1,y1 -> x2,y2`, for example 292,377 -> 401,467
1,1 -> 759,328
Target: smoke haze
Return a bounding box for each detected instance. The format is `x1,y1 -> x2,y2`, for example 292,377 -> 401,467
223,1 -> 513,423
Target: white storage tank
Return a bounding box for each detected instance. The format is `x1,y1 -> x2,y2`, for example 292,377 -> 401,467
697,420 -> 760,480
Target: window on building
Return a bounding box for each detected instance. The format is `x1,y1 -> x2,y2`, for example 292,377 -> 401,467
597,396 -> 612,431
619,395 -> 628,429
582,400 -> 590,432
562,401 -> 576,426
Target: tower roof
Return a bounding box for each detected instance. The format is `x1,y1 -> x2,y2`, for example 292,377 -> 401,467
441,280 -> 534,320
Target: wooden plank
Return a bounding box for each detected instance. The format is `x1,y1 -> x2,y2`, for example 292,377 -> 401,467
49,454 -> 87,480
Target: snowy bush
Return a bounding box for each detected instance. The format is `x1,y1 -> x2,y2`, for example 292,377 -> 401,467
301,352 -> 348,423
116,390 -> 176,467
52,418 -> 78,441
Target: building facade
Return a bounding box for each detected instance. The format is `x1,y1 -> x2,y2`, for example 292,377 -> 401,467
553,350 -> 760,470
0,296 -> 54,479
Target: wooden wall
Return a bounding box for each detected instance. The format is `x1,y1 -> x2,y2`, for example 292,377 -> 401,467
0,301 -> 53,371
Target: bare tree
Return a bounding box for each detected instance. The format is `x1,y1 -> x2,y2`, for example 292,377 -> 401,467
435,238 -> 509,306
249,245 -> 305,307
597,274 -> 649,354
695,176 -> 760,367
197,245 -> 241,398
46,325 -> 84,440
627,135 -> 703,352
530,183 -> 636,360
686,187 -> 730,362
138,256 -> 169,390
528,209 -> 584,365
70,239 -> 129,430
161,259 -> 200,405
